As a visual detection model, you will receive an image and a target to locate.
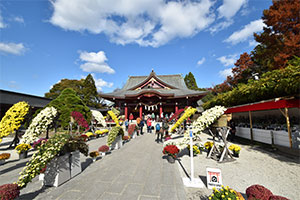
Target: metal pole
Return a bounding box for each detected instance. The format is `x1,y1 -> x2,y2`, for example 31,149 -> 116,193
285,107 -> 293,148
189,129 -> 194,182
249,111 -> 253,142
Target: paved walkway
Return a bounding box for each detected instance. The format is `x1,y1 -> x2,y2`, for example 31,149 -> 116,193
0,134 -> 186,200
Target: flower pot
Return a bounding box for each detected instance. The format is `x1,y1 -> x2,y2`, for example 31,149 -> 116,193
206,148 -> 212,156
232,151 -> 239,158
92,158 -> 97,162
19,151 -> 28,159
39,173 -> 44,181
0,159 -> 5,165
70,150 -> 81,178
167,155 -> 175,164
101,152 -> 106,156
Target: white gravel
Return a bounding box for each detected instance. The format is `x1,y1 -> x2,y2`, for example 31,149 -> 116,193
170,133 -> 300,200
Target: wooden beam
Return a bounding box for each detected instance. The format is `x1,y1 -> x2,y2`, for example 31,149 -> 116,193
249,111 -> 253,142
285,107 -> 293,148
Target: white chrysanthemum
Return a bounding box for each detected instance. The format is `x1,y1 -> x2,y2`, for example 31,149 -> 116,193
91,110 -> 106,127
21,107 -> 57,144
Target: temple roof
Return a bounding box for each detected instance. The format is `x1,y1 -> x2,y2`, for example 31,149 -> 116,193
100,70 -> 207,100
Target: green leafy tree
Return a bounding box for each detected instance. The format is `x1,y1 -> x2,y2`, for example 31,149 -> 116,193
47,88 -> 92,128
45,74 -> 104,108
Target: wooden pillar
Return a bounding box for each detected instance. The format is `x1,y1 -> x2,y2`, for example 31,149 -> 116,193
139,105 -> 142,119
285,107 -> 293,148
160,103 -> 163,118
125,104 -> 128,120
175,102 -> 178,113
249,111 -> 253,142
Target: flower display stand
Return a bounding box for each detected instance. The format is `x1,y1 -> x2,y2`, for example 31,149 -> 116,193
132,131 -> 137,139
112,135 -> 123,150
70,151 -> 81,178
39,173 -> 44,181
44,153 -> 71,187
101,152 -> 106,156
0,160 -> 5,165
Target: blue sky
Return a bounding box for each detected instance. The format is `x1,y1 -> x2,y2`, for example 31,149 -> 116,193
0,0 -> 272,97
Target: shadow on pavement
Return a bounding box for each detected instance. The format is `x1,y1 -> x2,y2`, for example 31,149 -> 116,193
81,158 -> 93,171
0,160 -> 28,174
18,186 -> 47,200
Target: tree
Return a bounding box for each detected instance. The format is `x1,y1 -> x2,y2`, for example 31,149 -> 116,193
82,74 -> 99,107
47,88 -> 92,128
253,0 -> 300,69
184,72 -> 200,90
45,74 -> 104,108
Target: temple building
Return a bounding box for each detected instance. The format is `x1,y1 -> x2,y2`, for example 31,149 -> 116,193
100,70 -> 207,119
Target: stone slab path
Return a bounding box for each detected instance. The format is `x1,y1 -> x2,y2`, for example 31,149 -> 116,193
0,134 -> 186,200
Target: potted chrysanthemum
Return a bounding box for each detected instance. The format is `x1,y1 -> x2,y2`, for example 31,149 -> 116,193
204,141 -> 213,156
89,151 -> 99,162
15,144 -> 31,159
229,144 -> 241,157
162,144 -> 179,163
0,153 -> 10,165
98,145 -> 109,156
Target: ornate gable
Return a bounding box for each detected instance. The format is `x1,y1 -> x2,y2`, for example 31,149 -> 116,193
130,70 -> 177,91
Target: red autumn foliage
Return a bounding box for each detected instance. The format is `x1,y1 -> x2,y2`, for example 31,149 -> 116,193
246,184 -> 273,200
163,145 -> 179,157
253,0 -> 300,69
0,184 -> 20,200
98,145 -> 109,152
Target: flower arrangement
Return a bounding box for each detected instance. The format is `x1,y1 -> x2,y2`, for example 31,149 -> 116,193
187,145 -> 201,155
0,153 -> 10,160
85,132 -> 95,138
95,129 -> 109,135
204,141 -> 213,149
191,106 -> 226,135
89,151 -> 99,158
98,145 -> 109,152
17,134 -> 88,188
0,183 -> 20,200
107,126 -> 124,146
209,186 -> 240,200
80,134 -> 88,141
91,110 -> 106,127
229,144 -> 241,154
122,136 -> 130,140
163,145 -> 179,158
32,138 -> 48,149
71,111 -> 89,131
21,107 -> 57,144
170,107 -> 197,132
15,144 -> 31,154
127,124 -> 136,135
0,101 -> 29,143
107,110 -> 120,127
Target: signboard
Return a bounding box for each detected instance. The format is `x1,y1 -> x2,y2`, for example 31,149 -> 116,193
189,130 -> 193,138
206,168 -> 222,189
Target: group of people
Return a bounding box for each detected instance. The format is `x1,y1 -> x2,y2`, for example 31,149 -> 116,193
124,114 -> 170,143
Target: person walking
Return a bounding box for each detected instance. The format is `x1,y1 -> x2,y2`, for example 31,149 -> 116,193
162,118 -> 169,139
125,119 -> 129,131
155,120 -> 162,143
147,117 -> 152,133
136,117 -> 141,136
139,117 -> 145,135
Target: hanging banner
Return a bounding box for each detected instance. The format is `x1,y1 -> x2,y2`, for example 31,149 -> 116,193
206,168 -> 222,189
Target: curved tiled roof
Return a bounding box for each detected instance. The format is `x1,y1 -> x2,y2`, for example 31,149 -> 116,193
101,71 -> 207,99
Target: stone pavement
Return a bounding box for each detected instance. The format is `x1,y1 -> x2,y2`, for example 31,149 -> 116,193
0,133 -> 186,200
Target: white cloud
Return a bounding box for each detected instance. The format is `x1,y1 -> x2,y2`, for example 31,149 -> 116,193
14,16 -> 24,24
224,19 -> 265,45
50,0 -> 216,47
80,62 -> 115,74
248,40 -> 258,47
90,74 -> 113,91
197,57 -> 206,66
217,54 -> 238,67
209,20 -> 233,34
79,51 -> 115,74
219,68 -> 232,78
0,42 -> 26,55
0,10 -> 6,28
217,0 -> 247,20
